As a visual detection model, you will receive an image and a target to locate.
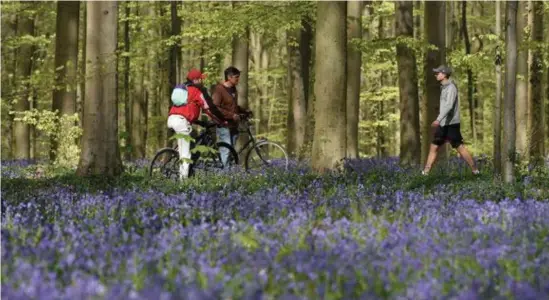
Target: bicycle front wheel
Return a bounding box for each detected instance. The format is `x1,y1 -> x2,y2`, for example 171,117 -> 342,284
245,140 -> 289,171
149,147 -> 180,180
190,142 -> 239,176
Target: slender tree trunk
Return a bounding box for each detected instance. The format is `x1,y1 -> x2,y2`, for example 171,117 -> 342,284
503,1 -> 518,184
301,17 -> 315,157
529,0 -> 544,162
377,16 -> 387,158
494,0 -> 503,176
77,2 -> 86,131
345,1 -> 363,159
311,1 -> 347,172
13,11 -> 35,160
422,1 -> 447,163
168,1 -> 182,147
396,1 -> 421,166
258,40 -> 270,137
123,2 -> 131,160
232,26 -> 250,151
461,1 -> 476,145
51,1 -> 80,161
413,1 -> 421,39
132,7 -> 147,159
1,13 -> 17,159
546,27 -> 549,158
286,29 -> 307,157
515,1 -> 529,160
77,1 -> 123,176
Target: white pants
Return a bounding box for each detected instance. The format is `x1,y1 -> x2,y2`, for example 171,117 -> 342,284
167,115 -> 192,180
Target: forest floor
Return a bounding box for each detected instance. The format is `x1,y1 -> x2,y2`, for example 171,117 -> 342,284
2,157 -> 549,299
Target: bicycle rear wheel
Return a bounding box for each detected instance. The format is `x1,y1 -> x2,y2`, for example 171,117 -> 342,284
245,140 -> 289,171
149,148 -> 180,180
190,142 -> 239,176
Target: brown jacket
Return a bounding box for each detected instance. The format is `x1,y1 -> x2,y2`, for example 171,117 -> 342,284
212,83 -> 240,128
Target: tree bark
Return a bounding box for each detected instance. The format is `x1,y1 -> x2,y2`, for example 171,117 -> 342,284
396,1 -> 421,166
51,1 -> 80,161
422,1 -> 447,162
529,0 -> 544,162
461,1 -> 476,145
77,1 -> 123,176
13,10 -> 35,160
286,29 -> 307,157
232,26 -> 250,151
493,0 -> 503,176
311,1 -> 347,172
345,0 -> 363,159
503,1 -> 518,184
123,2 -> 131,160
515,1 -> 529,160
302,17 -> 316,157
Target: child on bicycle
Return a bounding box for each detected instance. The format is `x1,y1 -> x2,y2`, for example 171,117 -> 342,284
167,69 -> 226,180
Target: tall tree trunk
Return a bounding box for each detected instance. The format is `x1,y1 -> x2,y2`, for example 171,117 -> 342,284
286,29 -> 307,157
413,1 -> 421,39
123,2 -> 131,160
345,0 -> 363,159
529,0 -> 544,162
461,1 -> 476,145
302,17 -> 315,157
494,0 -> 503,176
132,61 -> 147,159
77,1 -> 123,176
168,1 -> 182,147
311,1 -> 347,172
422,1 -> 447,162
77,2 -> 86,131
51,1 -> 80,161
1,13 -> 17,159
377,16 -> 387,158
503,1 -> 518,184
232,26 -> 250,151
546,26 -> 549,158
515,1 -> 529,160
396,1 -> 421,166
13,11 -> 35,160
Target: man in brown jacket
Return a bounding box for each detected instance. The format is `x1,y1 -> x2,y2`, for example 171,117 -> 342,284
212,66 -> 248,166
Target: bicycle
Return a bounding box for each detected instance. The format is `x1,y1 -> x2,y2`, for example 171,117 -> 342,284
234,112 -> 289,171
148,119 -> 239,180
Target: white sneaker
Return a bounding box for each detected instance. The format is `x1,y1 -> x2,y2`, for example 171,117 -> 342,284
421,170 -> 429,176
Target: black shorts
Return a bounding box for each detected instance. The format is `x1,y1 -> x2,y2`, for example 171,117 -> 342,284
432,123 -> 464,148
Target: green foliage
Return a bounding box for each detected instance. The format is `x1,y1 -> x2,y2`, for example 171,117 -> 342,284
12,109 -> 82,167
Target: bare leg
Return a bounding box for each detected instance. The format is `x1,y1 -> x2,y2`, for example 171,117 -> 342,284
455,144 -> 478,173
423,144 -> 440,173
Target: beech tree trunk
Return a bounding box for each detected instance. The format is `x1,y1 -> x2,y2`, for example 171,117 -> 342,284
396,1 -> 421,166
503,1 -> 518,183
311,1 -> 347,172
493,0 -> 503,176
422,1 -> 447,162
529,0 -> 544,162
286,28 -> 307,157
51,1 -> 80,161
77,1 -> 123,176
515,1 -> 529,159
13,10 -> 35,160
232,26 -> 250,151
345,0 -> 363,159
461,1 -> 476,144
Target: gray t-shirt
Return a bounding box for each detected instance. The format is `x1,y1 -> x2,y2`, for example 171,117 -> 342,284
436,80 -> 460,126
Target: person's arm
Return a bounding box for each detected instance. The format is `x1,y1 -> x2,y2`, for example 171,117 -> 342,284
213,86 -> 239,121
198,86 -> 226,122
436,85 -> 457,122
